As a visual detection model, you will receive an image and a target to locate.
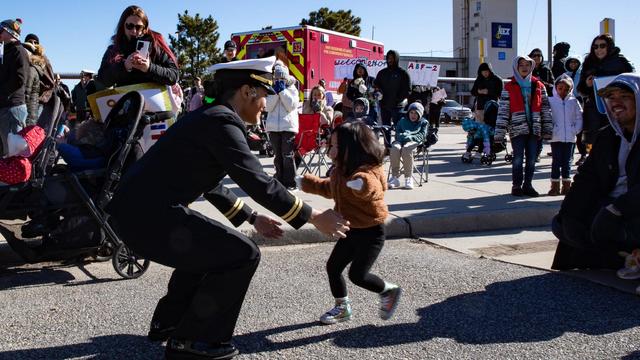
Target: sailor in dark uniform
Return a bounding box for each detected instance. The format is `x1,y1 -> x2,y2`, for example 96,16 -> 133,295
106,56 -> 350,360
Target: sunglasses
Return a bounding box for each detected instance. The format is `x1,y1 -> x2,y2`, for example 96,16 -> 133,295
592,43 -> 607,50
531,54 -> 542,58
125,23 -> 145,32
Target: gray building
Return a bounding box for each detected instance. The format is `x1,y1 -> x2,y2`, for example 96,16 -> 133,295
453,0 -> 518,79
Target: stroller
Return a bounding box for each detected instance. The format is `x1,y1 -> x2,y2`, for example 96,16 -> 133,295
461,100 -> 512,165
247,112 -> 273,157
0,91 -> 169,279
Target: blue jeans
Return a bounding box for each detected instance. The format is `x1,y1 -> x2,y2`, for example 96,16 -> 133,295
511,134 -> 539,188
550,142 -> 574,180
57,143 -> 105,171
0,104 -> 27,156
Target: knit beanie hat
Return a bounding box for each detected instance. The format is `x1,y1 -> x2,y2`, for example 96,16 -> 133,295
407,102 -> 424,119
0,19 -> 22,40
24,33 -> 39,44
273,60 -> 288,80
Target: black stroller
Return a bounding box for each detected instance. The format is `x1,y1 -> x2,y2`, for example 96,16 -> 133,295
461,100 -> 512,165
0,91 -> 168,279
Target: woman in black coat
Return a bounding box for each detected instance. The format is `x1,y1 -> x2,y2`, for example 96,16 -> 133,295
577,33 -> 634,147
97,5 -> 179,88
470,62 -> 503,123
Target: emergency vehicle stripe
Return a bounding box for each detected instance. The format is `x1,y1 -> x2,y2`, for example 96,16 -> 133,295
282,197 -> 303,222
224,199 -> 244,219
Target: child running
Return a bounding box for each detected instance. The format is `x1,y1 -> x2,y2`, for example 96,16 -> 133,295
297,121 -> 402,325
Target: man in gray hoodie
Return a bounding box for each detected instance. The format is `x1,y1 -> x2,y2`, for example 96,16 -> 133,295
552,73 -> 640,274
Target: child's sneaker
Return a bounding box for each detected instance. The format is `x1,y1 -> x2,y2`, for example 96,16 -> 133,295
319,300 -> 352,325
388,176 -> 401,189
405,178 -> 414,189
617,249 -> 640,280
379,286 -> 402,320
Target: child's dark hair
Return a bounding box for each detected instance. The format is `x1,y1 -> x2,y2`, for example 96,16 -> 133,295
333,121 -> 384,176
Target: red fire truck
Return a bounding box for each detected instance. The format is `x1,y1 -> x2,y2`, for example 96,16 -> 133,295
231,25 -> 385,100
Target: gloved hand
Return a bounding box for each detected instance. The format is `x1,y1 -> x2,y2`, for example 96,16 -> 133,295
358,84 -> 368,95
273,80 -> 286,94
591,205 -> 625,248
346,178 -> 364,191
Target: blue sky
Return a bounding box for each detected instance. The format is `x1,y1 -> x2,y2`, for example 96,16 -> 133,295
4,0 -> 638,82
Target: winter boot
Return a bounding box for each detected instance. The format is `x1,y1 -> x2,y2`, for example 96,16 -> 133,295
547,180 -> 561,196
561,180 -> 572,195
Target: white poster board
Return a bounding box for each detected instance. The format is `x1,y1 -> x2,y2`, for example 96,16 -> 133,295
406,62 -> 440,87
334,58 -> 387,80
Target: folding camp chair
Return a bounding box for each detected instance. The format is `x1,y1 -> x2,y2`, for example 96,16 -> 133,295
385,124 -> 438,187
295,113 -> 331,176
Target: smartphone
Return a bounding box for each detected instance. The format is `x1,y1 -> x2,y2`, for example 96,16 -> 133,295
136,40 -> 150,59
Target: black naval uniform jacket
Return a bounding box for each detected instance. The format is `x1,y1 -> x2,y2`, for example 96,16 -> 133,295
107,103 -> 311,240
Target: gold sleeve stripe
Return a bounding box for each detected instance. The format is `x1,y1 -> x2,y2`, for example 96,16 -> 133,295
223,199 -> 243,218
282,197 -> 303,223
227,201 -> 244,220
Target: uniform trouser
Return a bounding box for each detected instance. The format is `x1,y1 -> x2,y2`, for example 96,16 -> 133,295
115,204 -> 261,343
326,225 -> 386,299
269,131 -> 297,188
390,141 -> 419,177
511,134 -> 538,188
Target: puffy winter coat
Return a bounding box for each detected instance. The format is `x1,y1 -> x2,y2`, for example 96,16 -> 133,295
265,80 -> 299,133
549,78 -> 583,142
495,76 -> 553,140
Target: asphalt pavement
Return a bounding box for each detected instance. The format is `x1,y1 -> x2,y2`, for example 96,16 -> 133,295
1,239 -> 639,360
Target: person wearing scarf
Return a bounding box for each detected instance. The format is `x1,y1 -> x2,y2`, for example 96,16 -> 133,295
495,56 -> 553,197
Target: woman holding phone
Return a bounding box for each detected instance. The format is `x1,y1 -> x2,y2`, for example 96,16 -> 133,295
97,5 -> 178,88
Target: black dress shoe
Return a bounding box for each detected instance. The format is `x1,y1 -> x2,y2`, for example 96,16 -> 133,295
165,338 -> 239,360
511,187 -> 524,196
147,321 -> 176,342
523,186 -> 540,197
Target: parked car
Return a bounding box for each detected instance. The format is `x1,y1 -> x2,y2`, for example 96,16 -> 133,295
440,99 -> 473,123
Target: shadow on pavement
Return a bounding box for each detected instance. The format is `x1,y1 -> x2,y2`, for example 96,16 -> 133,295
237,273 -> 640,354
388,193 -> 562,215
0,334 -> 163,360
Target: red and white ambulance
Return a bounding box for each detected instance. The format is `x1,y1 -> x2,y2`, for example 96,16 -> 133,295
231,25 -> 385,100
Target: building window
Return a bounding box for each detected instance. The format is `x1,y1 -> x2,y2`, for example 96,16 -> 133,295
476,1 -> 481,11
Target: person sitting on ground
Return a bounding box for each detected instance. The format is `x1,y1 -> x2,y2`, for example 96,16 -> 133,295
551,74 -> 640,294
547,75 -> 583,196
388,102 -> 428,189
302,85 -> 333,127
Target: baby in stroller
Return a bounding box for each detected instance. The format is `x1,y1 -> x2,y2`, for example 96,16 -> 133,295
461,100 -> 508,165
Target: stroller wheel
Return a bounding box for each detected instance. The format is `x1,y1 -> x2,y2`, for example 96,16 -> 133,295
490,153 -> 497,161
504,154 -> 513,164
112,243 -> 150,279
480,154 -> 491,165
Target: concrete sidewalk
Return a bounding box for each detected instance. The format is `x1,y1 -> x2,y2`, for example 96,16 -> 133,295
190,125 -> 564,244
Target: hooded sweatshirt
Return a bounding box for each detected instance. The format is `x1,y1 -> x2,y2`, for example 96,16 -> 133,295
548,75 -> 583,142
495,56 -> 553,140
602,74 -> 640,199
529,48 -> 555,95
374,50 -> 411,110
471,62 -> 503,110
563,55 -> 582,98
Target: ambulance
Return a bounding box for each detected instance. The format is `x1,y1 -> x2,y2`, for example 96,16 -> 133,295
231,25 -> 385,101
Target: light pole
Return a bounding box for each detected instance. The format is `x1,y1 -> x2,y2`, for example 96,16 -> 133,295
547,0 -> 552,68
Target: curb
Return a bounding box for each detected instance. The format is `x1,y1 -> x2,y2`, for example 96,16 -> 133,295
245,203 -> 560,246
